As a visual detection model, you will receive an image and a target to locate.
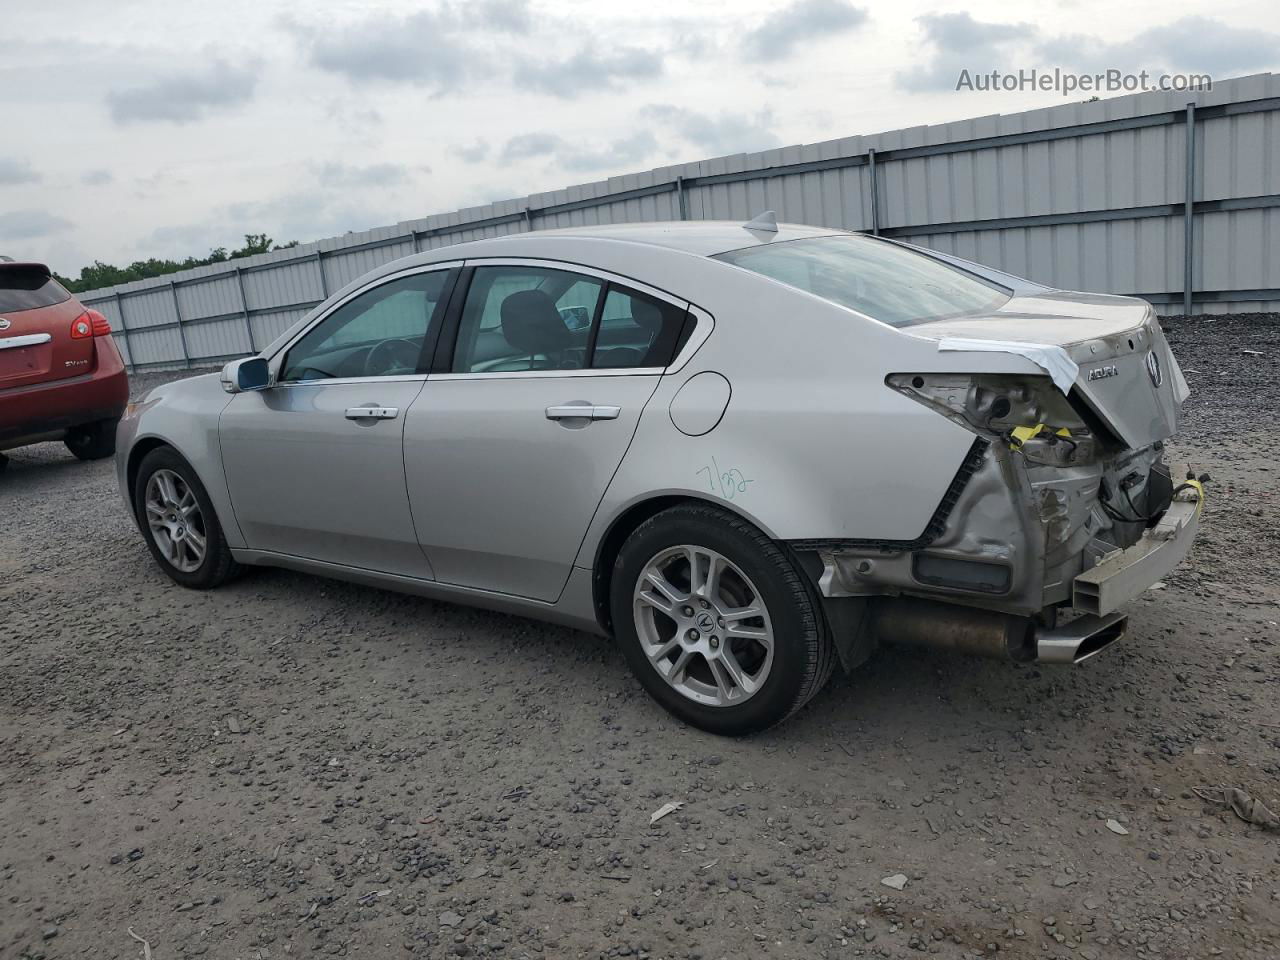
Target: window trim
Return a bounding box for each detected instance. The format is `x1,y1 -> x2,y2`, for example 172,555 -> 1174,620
428,257 -> 714,381
268,261 -> 462,386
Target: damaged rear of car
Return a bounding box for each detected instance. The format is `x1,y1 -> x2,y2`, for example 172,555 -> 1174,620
717,233 -> 1202,669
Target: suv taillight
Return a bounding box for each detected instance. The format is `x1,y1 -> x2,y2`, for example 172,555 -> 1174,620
70,309 -> 111,339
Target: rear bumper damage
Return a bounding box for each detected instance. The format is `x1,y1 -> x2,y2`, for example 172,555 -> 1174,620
800,453 -> 1203,669
1071,493 -> 1201,616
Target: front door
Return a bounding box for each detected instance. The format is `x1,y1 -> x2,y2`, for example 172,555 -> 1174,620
220,266 -> 457,576
404,263 -> 690,601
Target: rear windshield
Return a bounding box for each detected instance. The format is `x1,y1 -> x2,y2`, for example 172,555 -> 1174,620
0,266 -> 72,313
714,235 -> 1011,327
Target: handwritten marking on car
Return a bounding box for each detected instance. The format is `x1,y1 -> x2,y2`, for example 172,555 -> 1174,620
696,457 -> 753,500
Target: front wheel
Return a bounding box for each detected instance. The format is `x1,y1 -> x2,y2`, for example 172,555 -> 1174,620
610,503 -> 835,735
133,447 -> 240,589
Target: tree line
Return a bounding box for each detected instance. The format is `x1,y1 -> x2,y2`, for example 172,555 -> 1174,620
54,234 -> 299,293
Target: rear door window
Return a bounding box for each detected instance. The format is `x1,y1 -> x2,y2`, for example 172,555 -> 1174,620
451,266 -> 603,373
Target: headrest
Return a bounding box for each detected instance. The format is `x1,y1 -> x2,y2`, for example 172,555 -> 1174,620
500,289 -> 572,355
631,298 -> 664,336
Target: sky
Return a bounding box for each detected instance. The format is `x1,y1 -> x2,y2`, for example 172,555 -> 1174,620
3,0 -> 1278,277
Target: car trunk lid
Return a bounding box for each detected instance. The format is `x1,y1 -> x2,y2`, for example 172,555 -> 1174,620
908,290 -> 1187,449
0,264 -> 92,390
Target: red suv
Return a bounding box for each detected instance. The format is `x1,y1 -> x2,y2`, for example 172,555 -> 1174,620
0,259 -> 128,470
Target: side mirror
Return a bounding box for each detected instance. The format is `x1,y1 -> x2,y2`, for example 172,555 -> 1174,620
220,356 -> 270,394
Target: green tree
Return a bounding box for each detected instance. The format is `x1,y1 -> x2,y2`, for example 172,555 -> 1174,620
54,233 -> 297,293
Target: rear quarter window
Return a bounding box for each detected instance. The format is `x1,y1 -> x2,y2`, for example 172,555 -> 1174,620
0,266 -> 72,313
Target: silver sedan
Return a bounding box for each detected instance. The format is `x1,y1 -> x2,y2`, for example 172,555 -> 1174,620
117,217 -> 1202,734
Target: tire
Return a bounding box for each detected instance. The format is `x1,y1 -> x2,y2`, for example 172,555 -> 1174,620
610,502 -> 835,736
65,418 -> 119,461
133,447 -> 240,589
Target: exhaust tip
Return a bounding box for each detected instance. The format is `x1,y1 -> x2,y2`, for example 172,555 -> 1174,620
1036,613 -> 1128,664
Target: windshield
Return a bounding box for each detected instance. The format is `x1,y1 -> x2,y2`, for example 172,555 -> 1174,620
714,235 -> 1011,327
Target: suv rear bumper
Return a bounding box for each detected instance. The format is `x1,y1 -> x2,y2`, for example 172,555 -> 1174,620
0,338 -> 129,450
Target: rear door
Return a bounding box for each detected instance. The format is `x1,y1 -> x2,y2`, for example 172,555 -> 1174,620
403,261 -> 691,602
0,264 -> 93,390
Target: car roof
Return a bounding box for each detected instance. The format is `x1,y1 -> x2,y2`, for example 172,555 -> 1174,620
476,220 -> 848,257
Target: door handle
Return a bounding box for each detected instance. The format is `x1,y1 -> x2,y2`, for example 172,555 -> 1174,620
545,404 -> 621,421
344,405 -> 399,420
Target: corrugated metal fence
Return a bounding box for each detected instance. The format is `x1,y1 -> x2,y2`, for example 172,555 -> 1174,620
79,72 -> 1280,371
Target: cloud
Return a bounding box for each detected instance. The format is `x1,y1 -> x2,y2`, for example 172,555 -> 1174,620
106,59 -> 261,124
642,105 -> 780,156
285,1 -> 528,92
896,13 -> 1036,92
81,169 -> 113,186
314,162 -> 410,188
140,190 -> 401,261
0,157 -> 40,186
1039,16 -> 1280,76
450,139 -> 491,164
741,0 -> 868,62
513,47 -> 663,98
224,192 -> 398,244
0,210 -> 73,242
497,130 -> 658,171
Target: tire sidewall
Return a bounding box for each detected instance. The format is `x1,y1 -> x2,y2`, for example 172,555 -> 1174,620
133,448 -> 226,589
611,507 -> 820,735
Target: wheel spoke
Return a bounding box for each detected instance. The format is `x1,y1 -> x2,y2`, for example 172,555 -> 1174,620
646,637 -> 680,665
185,528 -> 206,560
666,648 -> 694,683
637,583 -> 677,616
644,570 -> 686,606
145,501 -> 166,519
155,471 -> 180,506
720,604 -> 762,623
178,489 -> 198,518
714,648 -> 756,697
709,656 -> 736,701
726,621 -> 771,645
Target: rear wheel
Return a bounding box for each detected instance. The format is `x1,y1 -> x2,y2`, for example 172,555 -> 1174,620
610,503 -> 835,735
134,447 -> 240,589
65,418 -> 118,461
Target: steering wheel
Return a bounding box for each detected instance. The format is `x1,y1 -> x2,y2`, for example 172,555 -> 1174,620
363,338 -> 420,377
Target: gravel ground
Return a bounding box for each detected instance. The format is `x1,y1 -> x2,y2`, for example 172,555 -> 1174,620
2,316 -> 1278,960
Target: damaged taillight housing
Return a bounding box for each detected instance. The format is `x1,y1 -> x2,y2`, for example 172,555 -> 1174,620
886,372 -> 1099,465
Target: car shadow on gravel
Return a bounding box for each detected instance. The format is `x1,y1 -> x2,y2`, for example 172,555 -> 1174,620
228,563 -> 1083,751
0,448 -> 99,488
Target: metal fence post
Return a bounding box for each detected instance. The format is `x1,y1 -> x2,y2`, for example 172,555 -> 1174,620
234,266 -> 254,352
113,291 -> 132,371
315,252 -> 328,297
1183,102 -> 1196,317
867,148 -> 880,236
169,281 -> 191,368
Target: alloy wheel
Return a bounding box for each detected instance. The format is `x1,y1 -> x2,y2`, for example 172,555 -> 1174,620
632,545 -> 775,707
144,469 -> 207,573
